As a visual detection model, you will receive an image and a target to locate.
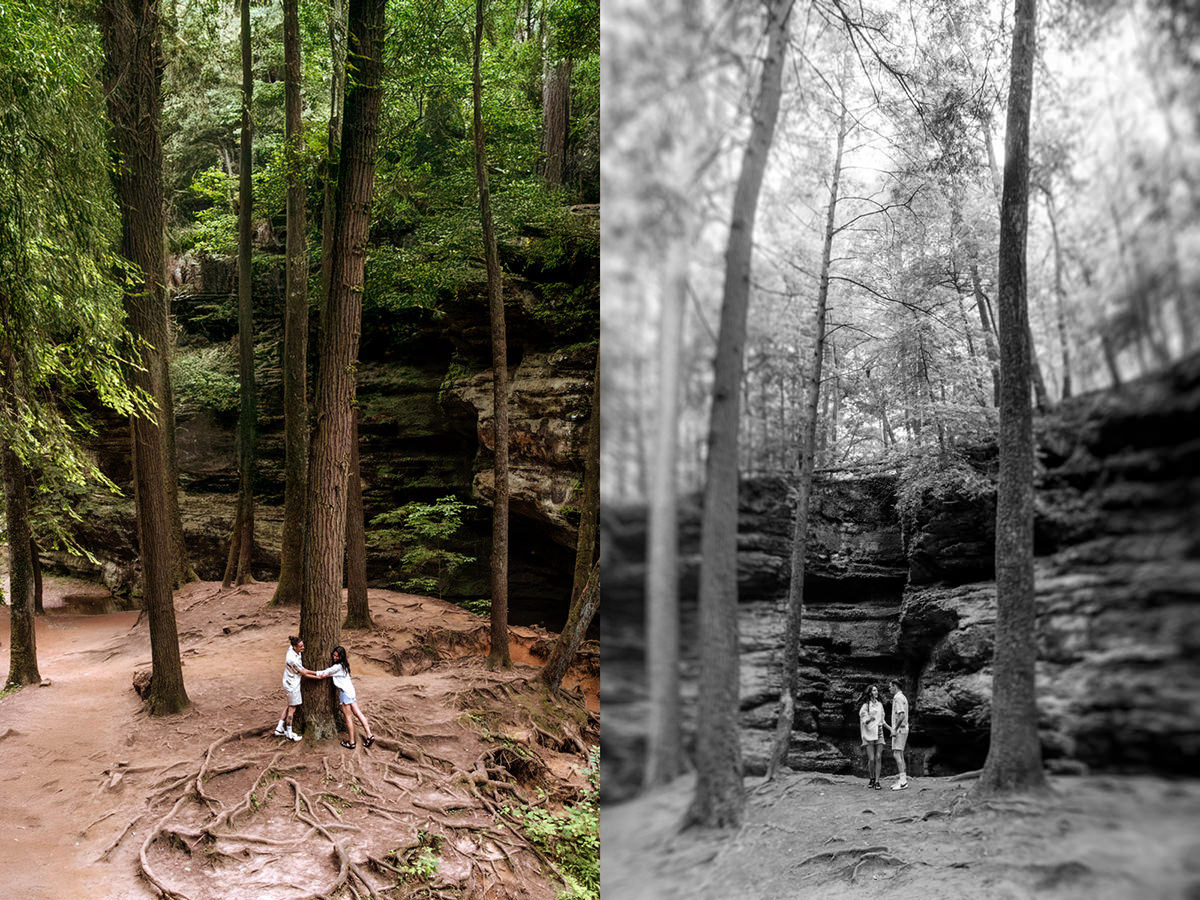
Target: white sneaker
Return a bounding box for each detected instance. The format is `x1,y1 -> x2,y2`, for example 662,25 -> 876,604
273,724 -> 286,736
892,779 -> 908,791
285,729 -> 302,742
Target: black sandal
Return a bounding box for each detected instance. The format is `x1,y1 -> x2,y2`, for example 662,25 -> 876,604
363,736 -> 375,748
340,740 -> 356,749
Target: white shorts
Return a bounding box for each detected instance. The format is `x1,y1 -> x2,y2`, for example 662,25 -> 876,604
285,685 -> 302,707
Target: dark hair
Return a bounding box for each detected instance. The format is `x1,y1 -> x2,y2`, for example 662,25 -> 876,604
888,678 -> 903,690
860,684 -> 880,708
289,635 -> 302,648
331,645 -> 350,674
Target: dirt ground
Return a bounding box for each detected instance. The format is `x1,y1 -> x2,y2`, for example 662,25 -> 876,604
602,770 -> 1200,900
0,577 -> 598,900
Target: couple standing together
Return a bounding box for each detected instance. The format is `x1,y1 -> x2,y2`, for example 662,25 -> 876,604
275,636 -> 375,750
859,679 -> 909,790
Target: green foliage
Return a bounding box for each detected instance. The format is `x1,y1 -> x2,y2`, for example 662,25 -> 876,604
501,746 -> 599,900
388,830 -> 442,883
370,496 -> 476,601
896,450 -> 994,535
171,345 -> 241,415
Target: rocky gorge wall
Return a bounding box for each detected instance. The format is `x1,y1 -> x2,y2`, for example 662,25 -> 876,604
48,209 -> 599,633
602,351 -> 1200,802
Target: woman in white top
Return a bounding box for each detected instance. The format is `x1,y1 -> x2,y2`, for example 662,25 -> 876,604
314,645 -> 375,749
859,684 -> 885,789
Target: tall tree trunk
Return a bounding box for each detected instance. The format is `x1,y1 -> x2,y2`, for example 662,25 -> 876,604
224,0 -> 257,588
300,0 -> 386,739
643,242 -> 687,788
1043,191 -> 1072,400
686,0 -> 793,829
970,263 -> 1002,406
975,0 -> 1047,798
570,354 -> 600,604
100,0 -> 188,715
474,0 -> 512,669
273,0 -> 309,606
320,0 -> 347,303
344,409 -> 371,628
540,561 -> 599,692
541,58 -> 571,185
31,537 -> 43,615
1,343 -> 38,685
160,355 -> 195,586
766,99 -> 845,781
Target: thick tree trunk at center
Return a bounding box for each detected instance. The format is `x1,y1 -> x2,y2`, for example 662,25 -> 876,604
685,0 -> 793,830
100,0 -> 188,716
474,0 -> 512,670
300,0 -> 386,739
541,58 -> 571,185
975,0 -> 1047,798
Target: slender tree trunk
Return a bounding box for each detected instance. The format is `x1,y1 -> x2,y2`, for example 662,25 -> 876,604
160,353 -> 195,587
273,0 -> 310,606
1,343 -> 38,685
686,0 -> 793,829
541,57 -> 571,185
100,0 -> 188,715
975,0 -> 1047,798
224,0 -> 257,588
344,409 -> 371,628
1043,192 -> 1071,399
643,241 -> 686,788
540,561 -> 599,691
474,0 -> 512,669
31,537 -> 43,615
970,263 -> 1002,406
320,0 -> 347,303
300,0 -> 386,739
570,354 -> 600,604
766,100 -> 845,780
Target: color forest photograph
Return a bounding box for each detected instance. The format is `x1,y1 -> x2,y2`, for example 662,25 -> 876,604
0,0 -> 598,898
602,0 -> 1199,897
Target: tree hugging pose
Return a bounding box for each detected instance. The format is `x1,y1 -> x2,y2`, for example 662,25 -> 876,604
275,635 -> 325,741
312,645 -> 376,750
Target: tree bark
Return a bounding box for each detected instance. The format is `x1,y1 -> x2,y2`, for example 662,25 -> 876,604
970,264 -> 1001,406
540,561 -> 599,692
225,0 -> 257,588
541,58 -> 571,185
1043,191 -> 1071,400
300,0 -> 386,739
344,409 -> 371,629
766,100 -> 845,781
570,354 -> 600,607
100,0 -> 188,716
160,354 -> 195,587
320,0 -> 347,304
1,344 -> 39,685
685,0 -> 793,830
474,0 -> 512,669
975,0 -> 1047,798
643,240 -> 687,789
31,537 -> 43,615
273,0 -> 310,606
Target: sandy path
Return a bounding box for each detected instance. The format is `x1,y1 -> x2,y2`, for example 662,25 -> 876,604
603,771 -> 1200,900
0,578 -> 597,900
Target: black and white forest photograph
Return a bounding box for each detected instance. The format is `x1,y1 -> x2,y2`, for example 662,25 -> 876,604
601,0 -> 1200,897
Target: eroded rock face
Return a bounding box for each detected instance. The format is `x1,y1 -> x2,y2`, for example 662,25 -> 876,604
601,351 -> 1200,802
53,224 -> 598,633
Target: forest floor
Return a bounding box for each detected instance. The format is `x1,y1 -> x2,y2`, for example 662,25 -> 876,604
0,576 -> 598,900
603,770 -> 1200,899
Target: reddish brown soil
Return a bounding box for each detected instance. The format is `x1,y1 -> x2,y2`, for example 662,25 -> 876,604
0,578 -> 597,900
602,771 -> 1200,900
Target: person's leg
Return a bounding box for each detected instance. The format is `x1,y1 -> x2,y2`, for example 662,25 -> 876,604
871,744 -> 880,783
351,702 -> 372,739
285,705 -> 297,729
342,703 -> 356,745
